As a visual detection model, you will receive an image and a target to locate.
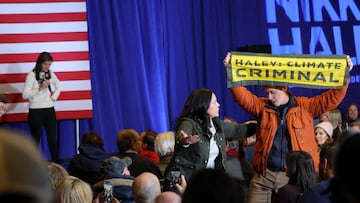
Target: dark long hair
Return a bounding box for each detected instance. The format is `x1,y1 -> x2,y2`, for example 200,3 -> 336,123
286,151 -> 317,192
176,88 -> 220,135
32,51 -> 53,81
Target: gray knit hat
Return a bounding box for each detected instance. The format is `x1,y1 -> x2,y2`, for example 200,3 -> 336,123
0,129 -> 52,203
101,156 -> 132,178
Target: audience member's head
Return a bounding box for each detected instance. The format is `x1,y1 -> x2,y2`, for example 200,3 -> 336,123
54,176 -> 93,203
140,129 -> 157,151
182,168 -> 246,203
346,103 -> 359,122
315,121 -> 334,146
320,109 -> 343,127
117,129 -> 141,153
155,191 -> 181,203
318,143 -> 336,180
285,151 -> 317,193
0,94 -> 9,117
101,156 -> 132,178
154,131 -> 175,157
0,129 -> 52,203
80,131 -> 104,146
330,132 -> 360,203
132,172 -> 161,203
47,162 -> 69,190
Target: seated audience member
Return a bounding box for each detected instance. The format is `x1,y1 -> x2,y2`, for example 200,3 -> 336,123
116,129 -> 163,179
181,168 -> 247,203
318,109 -> 343,141
132,172 -> 161,203
140,129 -> 160,163
154,191 -> 181,203
47,162 -> 69,190
272,151 -> 317,203
314,121 -> 334,149
93,156 -> 135,203
54,176 -> 93,203
0,129 -> 53,203
154,131 -> 175,176
342,103 -> 360,130
67,131 -> 110,186
0,94 -> 9,118
299,144 -> 336,203
329,131 -> 360,203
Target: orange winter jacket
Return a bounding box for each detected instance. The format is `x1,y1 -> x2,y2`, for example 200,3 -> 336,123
230,82 -> 349,176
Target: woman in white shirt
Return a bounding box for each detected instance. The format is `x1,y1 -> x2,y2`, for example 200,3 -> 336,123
23,51 -> 61,163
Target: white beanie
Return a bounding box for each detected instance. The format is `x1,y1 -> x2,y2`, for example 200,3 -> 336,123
316,121 -> 334,137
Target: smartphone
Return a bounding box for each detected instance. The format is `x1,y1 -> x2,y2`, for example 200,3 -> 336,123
103,181 -> 113,203
170,170 -> 182,186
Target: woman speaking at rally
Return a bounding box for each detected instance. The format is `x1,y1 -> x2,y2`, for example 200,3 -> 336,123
23,51 -> 62,163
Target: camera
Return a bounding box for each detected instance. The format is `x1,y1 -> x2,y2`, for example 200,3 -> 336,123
103,181 -> 113,203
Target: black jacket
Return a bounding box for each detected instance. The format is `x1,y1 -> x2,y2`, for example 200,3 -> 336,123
67,144 -> 110,185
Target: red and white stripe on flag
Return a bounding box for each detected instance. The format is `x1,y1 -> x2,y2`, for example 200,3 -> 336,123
0,0 -> 92,122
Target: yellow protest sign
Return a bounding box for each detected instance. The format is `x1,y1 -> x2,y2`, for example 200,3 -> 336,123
227,52 -> 350,89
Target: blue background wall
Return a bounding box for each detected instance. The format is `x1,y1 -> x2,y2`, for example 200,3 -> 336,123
3,0 -> 360,160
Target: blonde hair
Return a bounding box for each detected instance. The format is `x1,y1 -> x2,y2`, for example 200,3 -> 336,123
328,108 -> 343,129
55,176 -> 93,203
47,162 -> 69,190
154,131 -> 175,157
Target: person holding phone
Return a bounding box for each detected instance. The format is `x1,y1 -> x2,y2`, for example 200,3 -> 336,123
93,156 -> 135,203
22,51 -> 61,163
164,88 -> 256,191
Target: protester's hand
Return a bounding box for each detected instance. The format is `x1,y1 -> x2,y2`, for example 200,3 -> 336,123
223,52 -> 231,67
346,55 -> 354,71
180,130 -> 200,145
175,175 -> 187,194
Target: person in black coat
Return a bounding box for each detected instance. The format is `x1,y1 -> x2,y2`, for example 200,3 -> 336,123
67,131 -> 110,186
115,129 -> 163,179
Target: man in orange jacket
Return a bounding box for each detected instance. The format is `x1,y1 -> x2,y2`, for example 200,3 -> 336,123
223,53 -> 354,203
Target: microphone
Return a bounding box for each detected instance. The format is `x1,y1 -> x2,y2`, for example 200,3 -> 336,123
45,72 -> 51,92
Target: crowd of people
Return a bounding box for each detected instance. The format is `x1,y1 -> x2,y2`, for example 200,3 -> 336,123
0,52 -> 359,203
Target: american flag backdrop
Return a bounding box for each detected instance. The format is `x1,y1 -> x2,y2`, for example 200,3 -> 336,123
0,0 -> 92,122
